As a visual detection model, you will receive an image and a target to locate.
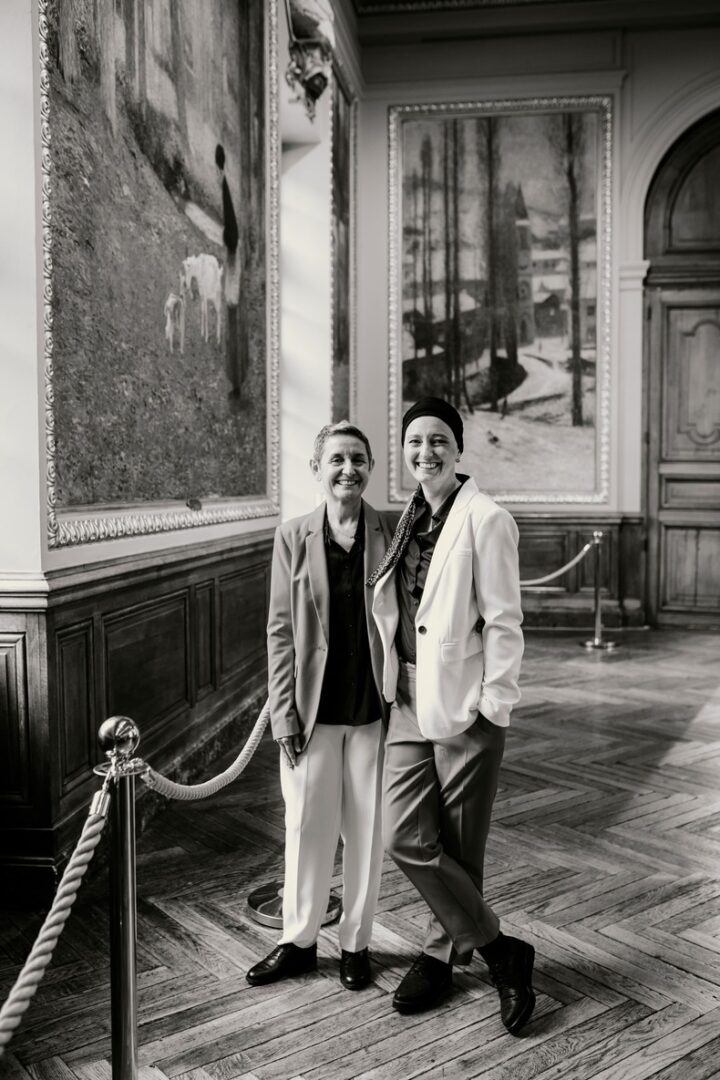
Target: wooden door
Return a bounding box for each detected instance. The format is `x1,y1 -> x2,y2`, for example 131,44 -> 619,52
645,111 -> 720,625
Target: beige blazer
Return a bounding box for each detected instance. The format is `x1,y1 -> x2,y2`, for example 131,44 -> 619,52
267,501 -> 393,742
372,478 -> 524,739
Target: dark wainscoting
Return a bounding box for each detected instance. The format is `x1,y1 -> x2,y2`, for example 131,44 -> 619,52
0,530 -> 274,905
515,513 -> 646,627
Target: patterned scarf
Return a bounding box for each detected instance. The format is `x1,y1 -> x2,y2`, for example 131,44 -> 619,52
366,486 -> 425,588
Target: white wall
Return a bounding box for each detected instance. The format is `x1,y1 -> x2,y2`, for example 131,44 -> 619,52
355,24 -> 720,515
279,0 -> 333,520
0,1 -> 42,579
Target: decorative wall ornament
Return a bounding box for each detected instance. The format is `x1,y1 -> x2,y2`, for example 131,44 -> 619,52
284,0 -> 335,121
39,0 -> 280,548
388,95 -> 613,504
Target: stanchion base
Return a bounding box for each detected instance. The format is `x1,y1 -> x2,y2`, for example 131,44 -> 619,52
581,639 -> 618,651
246,881 -> 342,929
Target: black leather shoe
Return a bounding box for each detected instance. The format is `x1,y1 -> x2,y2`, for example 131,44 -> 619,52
392,953 -> 453,1014
340,948 -> 372,990
485,936 -> 536,1034
246,943 -> 317,986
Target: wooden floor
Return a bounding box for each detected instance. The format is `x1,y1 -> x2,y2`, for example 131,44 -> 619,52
3,630 -> 720,1080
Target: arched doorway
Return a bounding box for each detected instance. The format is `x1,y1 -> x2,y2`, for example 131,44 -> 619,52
644,108 -> 720,625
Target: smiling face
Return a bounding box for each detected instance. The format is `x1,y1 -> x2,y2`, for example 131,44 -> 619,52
403,415 -> 460,501
311,434 -> 373,508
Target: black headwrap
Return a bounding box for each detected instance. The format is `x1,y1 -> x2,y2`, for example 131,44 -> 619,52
401,396 -> 464,451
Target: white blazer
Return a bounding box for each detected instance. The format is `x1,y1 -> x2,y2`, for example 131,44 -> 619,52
372,477 -> 524,739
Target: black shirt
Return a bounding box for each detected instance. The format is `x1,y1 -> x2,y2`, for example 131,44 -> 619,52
315,509 -> 382,726
396,478 -> 468,664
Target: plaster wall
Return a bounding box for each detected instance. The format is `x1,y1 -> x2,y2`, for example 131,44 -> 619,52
355,25 -> 720,515
0,1 -> 42,577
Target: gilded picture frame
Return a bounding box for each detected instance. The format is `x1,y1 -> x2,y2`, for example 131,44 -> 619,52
388,95 -> 612,504
40,0 -> 280,547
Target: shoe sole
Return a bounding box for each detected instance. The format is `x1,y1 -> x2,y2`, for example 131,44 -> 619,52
392,980 -> 452,1014
505,944 -> 536,1036
246,961 -> 317,986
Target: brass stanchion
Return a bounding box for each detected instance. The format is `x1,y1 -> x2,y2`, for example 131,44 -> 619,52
95,717 -> 144,1080
582,531 -> 617,652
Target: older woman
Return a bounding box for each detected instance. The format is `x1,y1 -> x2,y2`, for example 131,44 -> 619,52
246,421 -> 393,991
369,397 -> 535,1033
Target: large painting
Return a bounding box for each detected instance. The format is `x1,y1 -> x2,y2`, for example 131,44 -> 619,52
388,97 -> 612,503
41,0 -> 279,545
331,67 -> 355,423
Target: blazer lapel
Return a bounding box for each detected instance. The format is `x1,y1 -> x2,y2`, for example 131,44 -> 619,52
363,502 -> 386,640
305,504 -> 330,648
419,477 -> 478,611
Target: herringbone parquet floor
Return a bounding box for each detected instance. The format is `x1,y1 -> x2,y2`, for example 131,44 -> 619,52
3,630 -> 720,1080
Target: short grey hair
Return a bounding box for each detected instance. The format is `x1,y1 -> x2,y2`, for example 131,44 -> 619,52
311,420 -> 373,466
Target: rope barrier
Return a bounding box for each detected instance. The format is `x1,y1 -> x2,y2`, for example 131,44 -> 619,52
520,540 -> 594,587
141,699 -> 271,801
0,784 -> 111,1055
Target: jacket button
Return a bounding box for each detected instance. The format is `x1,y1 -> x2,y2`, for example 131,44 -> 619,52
418,625 -> 427,635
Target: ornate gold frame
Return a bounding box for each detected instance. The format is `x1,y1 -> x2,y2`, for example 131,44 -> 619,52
39,0 -> 281,547
388,95 -> 613,505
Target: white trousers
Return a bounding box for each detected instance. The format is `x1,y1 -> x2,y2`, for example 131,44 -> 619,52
279,720 -> 384,952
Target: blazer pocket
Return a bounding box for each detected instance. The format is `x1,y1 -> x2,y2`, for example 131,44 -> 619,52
440,637 -> 483,663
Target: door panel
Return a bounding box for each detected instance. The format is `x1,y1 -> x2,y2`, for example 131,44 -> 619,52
661,525 -> 720,611
664,307 -> 720,456
645,109 -> 720,625
647,290 -> 720,624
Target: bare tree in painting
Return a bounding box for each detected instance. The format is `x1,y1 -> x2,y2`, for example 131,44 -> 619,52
549,111 -> 587,427
442,123 -> 453,399
481,117 -> 501,411
97,0 -> 116,135
435,121 -> 473,410
451,121 -> 472,411
420,134 -> 435,361
409,172 -> 420,361
498,182 -> 521,370
169,2 -> 189,143
57,0 -> 80,83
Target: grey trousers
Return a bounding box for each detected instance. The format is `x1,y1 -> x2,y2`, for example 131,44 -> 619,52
383,662 -> 506,964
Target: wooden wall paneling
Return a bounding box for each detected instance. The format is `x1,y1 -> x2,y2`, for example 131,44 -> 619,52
0,630 -> 30,807
219,563 -> 268,684
55,620 -> 95,796
662,475 -> 720,509
0,534 -> 275,902
103,591 -> 191,735
195,581 -> 215,700
661,522 -> 720,611
618,516 -> 646,624
513,515 -> 646,627
517,526 -> 571,592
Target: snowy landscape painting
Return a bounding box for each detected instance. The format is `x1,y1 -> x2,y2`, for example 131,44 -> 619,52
46,0 -> 271,529
390,98 -> 611,502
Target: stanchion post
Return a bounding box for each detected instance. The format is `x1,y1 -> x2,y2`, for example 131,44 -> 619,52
96,717 -> 144,1080
582,531 -> 617,652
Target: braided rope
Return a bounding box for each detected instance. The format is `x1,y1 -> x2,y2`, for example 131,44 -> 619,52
142,699 -> 271,801
520,541 -> 594,587
0,808 -> 108,1054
